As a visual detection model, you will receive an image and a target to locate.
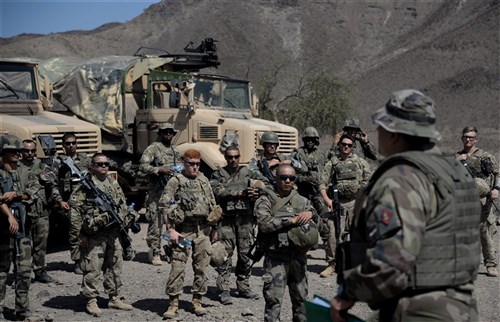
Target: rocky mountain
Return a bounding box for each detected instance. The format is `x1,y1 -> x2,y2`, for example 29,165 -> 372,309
1,0 -> 499,154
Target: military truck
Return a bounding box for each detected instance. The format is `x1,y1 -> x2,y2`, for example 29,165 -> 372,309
40,38 -> 298,198
0,59 -> 101,157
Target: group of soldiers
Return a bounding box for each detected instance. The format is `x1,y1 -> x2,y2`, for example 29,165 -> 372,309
0,89 -> 499,321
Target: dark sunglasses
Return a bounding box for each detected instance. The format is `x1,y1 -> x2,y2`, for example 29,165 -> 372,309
22,149 -> 37,153
93,162 -> 110,168
184,161 -> 201,167
341,143 -> 353,148
278,174 -> 296,182
225,155 -> 240,160
462,136 -> 477,140
64,141 -> 77,146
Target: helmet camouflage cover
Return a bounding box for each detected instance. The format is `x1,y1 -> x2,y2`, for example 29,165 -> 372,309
0,134 -> 22,155
287,221 -> 319,252
210,241 -> 228,267
343,118 -> 361,130
302,126 -> 320,139
260,131 -> 280,146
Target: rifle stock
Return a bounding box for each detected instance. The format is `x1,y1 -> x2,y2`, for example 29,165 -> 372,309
327,184 -> 344,241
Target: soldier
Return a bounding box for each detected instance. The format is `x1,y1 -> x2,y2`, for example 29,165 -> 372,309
254,164 -> 319,322
70,153 -> 133,317
51,132 -> 91,274
139,123 -> 181,266
318,134 -> 372,277
20,139 -> 56,284
0,134 -> 41,320
249,131 -> 298,188
330,118 -> 378,160
456,126 -> 499,277
331,90 -> 481,322
210,146 -> 260,305
159,149 -> 220,319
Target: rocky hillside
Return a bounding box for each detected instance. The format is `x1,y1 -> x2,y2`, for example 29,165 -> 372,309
1,0 -> 498,155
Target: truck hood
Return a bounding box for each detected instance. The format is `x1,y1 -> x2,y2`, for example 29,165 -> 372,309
1,112 -> 101,132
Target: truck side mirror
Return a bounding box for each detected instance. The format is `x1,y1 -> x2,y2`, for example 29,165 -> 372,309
169,92 -> 180,108
251,93 -> 259,117
41,75 -> 53,110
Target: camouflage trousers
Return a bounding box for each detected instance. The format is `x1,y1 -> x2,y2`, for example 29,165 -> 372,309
145,199 -> 163,256
262,249 -> 308,322
80,232 -> 123,299
480,201 -> 498,267
166,221 -> 211,296
386,289 -> 478,322
0,230 -> 32,314
69,208 -> 83,262
31,214 -> 49,274
215,214 -> 254,293
319,200 -> 354,264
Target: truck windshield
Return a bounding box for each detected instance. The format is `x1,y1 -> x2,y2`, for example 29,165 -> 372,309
193,78 -> 250,110
0,64 -> 38,100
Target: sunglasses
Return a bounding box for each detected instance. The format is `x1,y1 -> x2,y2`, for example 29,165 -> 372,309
341,143 -> 353,148
278,174 -> 296,182
93,162 -> 110,168
22,149 -> 37,153
184,161 -> 201,167
462,136 -> 477,140
64,141 -> 77,146
225,155 -> 240,160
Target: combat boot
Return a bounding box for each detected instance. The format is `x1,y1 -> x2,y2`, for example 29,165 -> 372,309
238,289 -> 259,300
486,266 -> 498,277
34,270 -> 56,283
109,296 -> 133,310
162,296 -> 179,319
219,290 -> 233,305
151,255 -> 163,266
86,298 -> 102,317
192,294 -> 206,316
319,262 -> 336,278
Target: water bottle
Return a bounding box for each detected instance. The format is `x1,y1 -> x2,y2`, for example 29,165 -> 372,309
127,202 -> 135,213
171,164 -> 183,173
162,230 -> 192,248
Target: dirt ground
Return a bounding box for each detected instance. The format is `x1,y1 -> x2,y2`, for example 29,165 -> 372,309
2,221 -> 499,322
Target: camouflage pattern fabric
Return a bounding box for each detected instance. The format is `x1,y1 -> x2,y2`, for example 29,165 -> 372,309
51,154 -> 91,262
21,159 -> 51,274
455,148 -> 499,268
321,200 -> 354,264
159,172 -> 216,297
139,142 -> 181,256
319,154 -> 372,202
254,191 -> 316,322
342,148 -> 479,321
70,174 -> 127,300
248,152 -> 288,186
0,165 -> 40,315
210,165 -> 257,294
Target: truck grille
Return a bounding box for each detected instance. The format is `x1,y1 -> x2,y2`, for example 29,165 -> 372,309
32,131 -> 100,155
199,124 -> 219,140
255,131 -> 297,155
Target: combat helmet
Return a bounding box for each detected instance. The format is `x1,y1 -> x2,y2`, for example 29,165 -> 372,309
302,127 -> 319,139
210,241 -> 228,267
343,118 -> 361,130
371,89 -> 441,140
287,221 -> 319,252
0,134 -> 22,155
260,131 -> 279,146
158,123 -> 177,133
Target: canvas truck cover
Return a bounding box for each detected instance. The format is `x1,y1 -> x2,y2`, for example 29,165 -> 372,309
37,56 -> 175,136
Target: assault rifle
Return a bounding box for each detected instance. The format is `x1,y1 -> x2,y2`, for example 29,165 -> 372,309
327,184 -> 344,241
236,232 -> 268,277
260,158 -> 276,189
1,176 -> 26,257
63,157 -> 131,240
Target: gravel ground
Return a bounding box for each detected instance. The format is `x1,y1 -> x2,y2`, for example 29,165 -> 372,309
2,222 -> 499,322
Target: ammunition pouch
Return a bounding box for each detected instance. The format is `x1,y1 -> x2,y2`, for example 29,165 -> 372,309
168,204 -> 185,225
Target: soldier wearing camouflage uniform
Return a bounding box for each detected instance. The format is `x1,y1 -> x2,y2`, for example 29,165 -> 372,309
139,123 -> 181,266
249,131 -> 298,188
319,134 -> 372,277
20,139 -> 56,284
159,149 -> 218,319
70,153 -> 133,317
210,146 -> 260,305
0,134 -> 41,320
329,118 -> 378,160
255,164 -> 318,322
456,126 -> 499,277
50,132 -> 91,273
331,90 -> 481,322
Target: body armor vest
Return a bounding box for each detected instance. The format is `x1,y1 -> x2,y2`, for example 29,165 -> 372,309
262,188 -> 308,250
175,173 -> 212,219
332,158 -> 361,200
355,151 -> 480,289
218,167 -> 252,213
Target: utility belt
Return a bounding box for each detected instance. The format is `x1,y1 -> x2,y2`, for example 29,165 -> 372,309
178,218 -> 211,234
266,248 -> 305,261
222,210 -> 253,218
